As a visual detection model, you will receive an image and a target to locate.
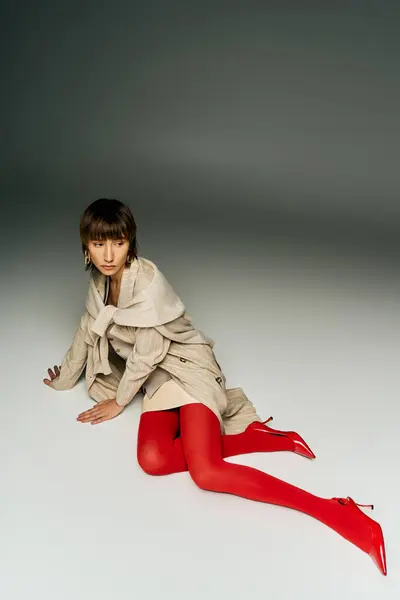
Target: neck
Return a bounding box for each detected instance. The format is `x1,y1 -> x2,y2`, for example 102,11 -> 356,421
110,265 -> 126,287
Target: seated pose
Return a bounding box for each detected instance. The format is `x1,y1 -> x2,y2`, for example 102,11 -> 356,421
43,198 -> 387,576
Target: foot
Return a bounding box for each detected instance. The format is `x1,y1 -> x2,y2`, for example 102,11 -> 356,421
331,497 -> 387,576
249,417 -> 316,459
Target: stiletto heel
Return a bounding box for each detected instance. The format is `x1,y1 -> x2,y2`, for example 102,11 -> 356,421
253,415 -> 316,460
332,497 -> 387,576
336,498 -> 374,510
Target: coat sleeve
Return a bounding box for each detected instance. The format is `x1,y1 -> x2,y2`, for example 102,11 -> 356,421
116,326 -> 171,406
51,312 -> 90,391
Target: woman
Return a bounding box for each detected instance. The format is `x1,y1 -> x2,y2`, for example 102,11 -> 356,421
43,198 -> 387,576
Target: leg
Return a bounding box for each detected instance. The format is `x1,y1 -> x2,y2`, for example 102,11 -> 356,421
179,403 -> 326,508
137,409 -> 294,477
178,403 -> 386,575
137,409 -> 187,476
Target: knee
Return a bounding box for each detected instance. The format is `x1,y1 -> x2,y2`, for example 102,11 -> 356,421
188,461 -> 221,491
137,440 -> 169,476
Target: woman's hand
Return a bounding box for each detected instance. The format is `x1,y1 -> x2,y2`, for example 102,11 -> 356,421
43,365 -> 61,388
76,399 -> 125,425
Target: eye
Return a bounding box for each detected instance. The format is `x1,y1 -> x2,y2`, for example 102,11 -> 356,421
91,240 -> 125,247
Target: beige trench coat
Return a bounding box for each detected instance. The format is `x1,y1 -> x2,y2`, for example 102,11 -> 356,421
51,257 -> 261,434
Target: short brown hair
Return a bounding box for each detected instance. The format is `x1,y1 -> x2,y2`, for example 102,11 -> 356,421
80,198 -> 138,274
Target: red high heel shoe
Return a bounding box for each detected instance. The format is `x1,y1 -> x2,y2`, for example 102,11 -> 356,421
250,416 -> 316,459
332,497 -> 387,576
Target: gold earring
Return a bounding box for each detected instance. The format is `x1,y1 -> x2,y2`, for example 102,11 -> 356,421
84,251 -> 91,265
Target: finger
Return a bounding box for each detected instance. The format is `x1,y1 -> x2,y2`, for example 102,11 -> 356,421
76,400 -> 111,419
77,410 -> 101,420
78,409 -> 105,421
48,368 -> 55,378
77,413 -> 93,421
91,417 -> 108,425
54,366 -> 61,376
78,414 -> 101,422
43,379 -> 53,386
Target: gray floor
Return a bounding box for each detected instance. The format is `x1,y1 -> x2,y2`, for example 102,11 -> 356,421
1,240 -> 399,599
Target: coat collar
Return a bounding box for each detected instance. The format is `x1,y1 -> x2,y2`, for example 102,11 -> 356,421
85,257 -> 186,376
93,256 -> 140,310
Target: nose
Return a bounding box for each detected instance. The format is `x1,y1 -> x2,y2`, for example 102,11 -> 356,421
104,242 -> 114,262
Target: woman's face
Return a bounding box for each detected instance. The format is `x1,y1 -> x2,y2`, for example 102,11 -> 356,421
87,237 -> 130,276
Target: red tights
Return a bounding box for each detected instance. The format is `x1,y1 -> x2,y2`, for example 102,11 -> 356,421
137,405 -> 294,476
136,403 -> 376,560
